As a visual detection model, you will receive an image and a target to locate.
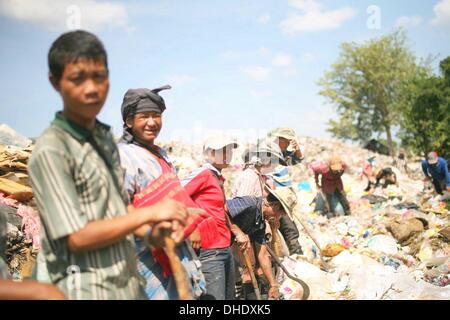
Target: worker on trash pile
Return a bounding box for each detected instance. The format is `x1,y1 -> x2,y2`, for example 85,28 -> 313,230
226,186 -> 296,300
422,152 -> 450,195
362,156 -> 377,192
28,30 -> 188,300
363,160 -> 399,192
231,140 -> 287,298
233,137 -> 303,255
373,167 -> 399,189
181,133 -> 239,300
267,127 -> 304,166
117,86 -> 206,300
396,149 -> 409,174
232,139 -> 286,198
313,155 -> 351,218
265,128 -> 304,255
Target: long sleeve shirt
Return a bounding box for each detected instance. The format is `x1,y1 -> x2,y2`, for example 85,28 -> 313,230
422,157 -> 450,187
312,161 -> 347,194
181,163 -> 231,250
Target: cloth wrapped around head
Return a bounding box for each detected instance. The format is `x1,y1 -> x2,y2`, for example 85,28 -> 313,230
120,85 -> 171,143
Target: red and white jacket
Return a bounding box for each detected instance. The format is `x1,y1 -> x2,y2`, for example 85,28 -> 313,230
181,163 -> 231,250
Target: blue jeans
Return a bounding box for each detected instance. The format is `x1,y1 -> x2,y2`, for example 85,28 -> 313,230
199,247 -> 235,300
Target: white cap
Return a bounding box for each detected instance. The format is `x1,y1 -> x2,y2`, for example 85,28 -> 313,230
203,133 -> 239,151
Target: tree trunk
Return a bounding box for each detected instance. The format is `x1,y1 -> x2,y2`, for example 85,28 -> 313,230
385,124 -> 394,157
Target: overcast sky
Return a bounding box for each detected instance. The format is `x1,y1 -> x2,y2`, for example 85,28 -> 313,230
0,0 -> 449,143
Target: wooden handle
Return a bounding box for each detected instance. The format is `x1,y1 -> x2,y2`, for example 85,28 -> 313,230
269,221 -> 281,257
163,236 -> 193,300
293,215 -> 332,271
242,249 -> 262,300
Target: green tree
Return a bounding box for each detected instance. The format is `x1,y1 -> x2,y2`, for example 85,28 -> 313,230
400,57 -> 450,159
319,30 -> 428,155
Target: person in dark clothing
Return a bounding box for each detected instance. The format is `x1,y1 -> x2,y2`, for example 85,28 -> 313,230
226,186 -> 297,300
422,152 -> 450,195
374,167 -> 398,189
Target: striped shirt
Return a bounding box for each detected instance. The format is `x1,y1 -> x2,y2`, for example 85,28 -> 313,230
28,112 -> 145,300
226,196 -> 265,243
118,142 -> 206,300
232,166 -> 264,198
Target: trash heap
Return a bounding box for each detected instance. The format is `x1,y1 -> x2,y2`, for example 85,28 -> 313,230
0,124 -> 39,279
1,125 -> 448,299
161,141 -> 203,179
276,136 -> 449,300
165,135 -> 450,300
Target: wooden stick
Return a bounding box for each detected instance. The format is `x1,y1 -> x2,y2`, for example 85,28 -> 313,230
163,236 -> 193,300
269,221 -> 281,257
292,215 -> 332,272
242,248 -> 262,300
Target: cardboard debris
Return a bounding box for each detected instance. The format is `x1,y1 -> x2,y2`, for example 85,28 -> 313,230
387,218 -> 426,244
0,145 -> 31,174
439,227 -> 450,241
0,177 -> 33,201
0,172 -> 30,186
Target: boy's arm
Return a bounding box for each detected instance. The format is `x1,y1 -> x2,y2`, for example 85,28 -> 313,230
29,148 -> 187,253
228,221 -> 250,251
0,279 -> 66,300
66,203 -> 186,253
314,170 -> 321,188
254,243 -> 279,299
422,161 -> 431,180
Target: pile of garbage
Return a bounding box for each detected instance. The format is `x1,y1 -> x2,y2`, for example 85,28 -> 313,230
0,124 -> 39,279
1,124 -> 448,299
274,137 -> 449,300
165,135 -> 449,300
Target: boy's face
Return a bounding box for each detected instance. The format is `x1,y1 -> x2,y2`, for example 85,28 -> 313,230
263,200 -> 285,219
51,59 -> 109,124
126,111 -> 162,146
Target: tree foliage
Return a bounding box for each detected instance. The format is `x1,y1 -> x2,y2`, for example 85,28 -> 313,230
400,57 -> 450,159
319,30 -> 428,155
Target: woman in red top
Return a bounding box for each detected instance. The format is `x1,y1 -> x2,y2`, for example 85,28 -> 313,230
313,155 -> 351,217
181,133 -> 239,300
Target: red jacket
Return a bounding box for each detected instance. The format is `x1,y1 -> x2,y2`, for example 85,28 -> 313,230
181,164 -> 231,250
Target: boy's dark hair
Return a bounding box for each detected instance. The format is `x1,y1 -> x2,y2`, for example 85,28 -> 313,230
48,30 -> 108,82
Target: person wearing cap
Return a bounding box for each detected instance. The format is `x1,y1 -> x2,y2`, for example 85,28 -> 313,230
268,127 -> 304,166
118,86 -> 206,300
313,155 -> 351,217
233,139 -> 303,255
232,139 -> 286,198
421,152 -> 450,195
181,133 -> 239,300
226,186 -> 297,300
266,130 -> 304,255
